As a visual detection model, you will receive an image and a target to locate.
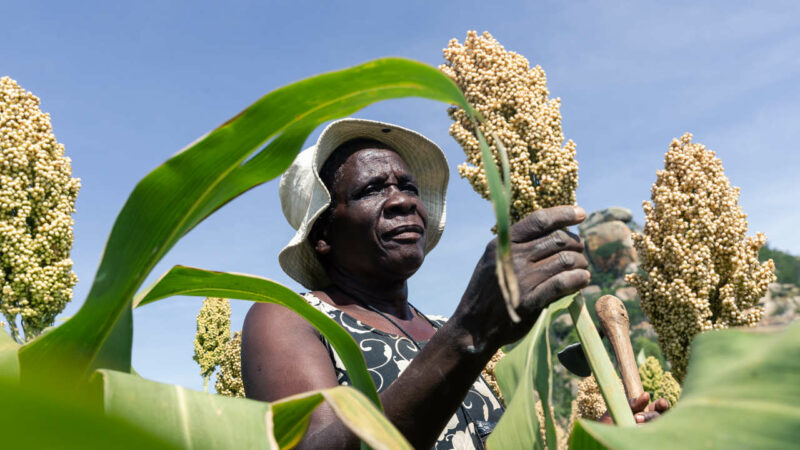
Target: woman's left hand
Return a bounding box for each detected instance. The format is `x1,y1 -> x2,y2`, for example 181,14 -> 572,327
599,393 -> 670,424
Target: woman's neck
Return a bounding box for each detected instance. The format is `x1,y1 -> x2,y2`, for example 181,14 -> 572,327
325,268 -> 411,319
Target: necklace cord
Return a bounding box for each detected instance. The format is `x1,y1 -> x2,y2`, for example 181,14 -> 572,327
350,296 -> 424,350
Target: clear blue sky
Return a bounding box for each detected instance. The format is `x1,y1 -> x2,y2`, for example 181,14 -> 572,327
3,0 -> 798,391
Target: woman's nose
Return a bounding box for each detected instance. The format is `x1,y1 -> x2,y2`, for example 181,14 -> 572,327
384,187 -> 418,216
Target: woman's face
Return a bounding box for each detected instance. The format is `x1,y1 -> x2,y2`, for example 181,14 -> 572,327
318,147 -> 429,282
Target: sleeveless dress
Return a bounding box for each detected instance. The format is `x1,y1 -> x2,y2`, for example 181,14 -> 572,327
302,293 -> 504,450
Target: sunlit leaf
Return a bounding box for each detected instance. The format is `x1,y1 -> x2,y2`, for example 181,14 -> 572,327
1,376 -> 175,449
94,369 -> 408,450
0,327 -> 20,381
488,294 -> 574,449
273,387 -> 412,450
92,369 -> 277,449
571,322 -> 800,449
476,129 -> 519,322
19,58 -> 476,387
134,265 -> 380,408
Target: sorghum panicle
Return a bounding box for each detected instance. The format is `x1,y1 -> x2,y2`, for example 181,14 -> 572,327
626,133 -> 775,381
193,297 -> 232,391
0,76 -> 80,343
574,375 -> 607,421
215,331 -> 245,398
638,356 -> 681,407
440,31 -> 578,224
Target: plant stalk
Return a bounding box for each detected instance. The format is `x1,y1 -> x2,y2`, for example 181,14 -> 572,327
568,294 -> 636,426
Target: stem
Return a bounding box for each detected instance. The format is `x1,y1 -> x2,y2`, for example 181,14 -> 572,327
568,294 -> 636,426
203,374 -> 209,393
7,318 -> 22,345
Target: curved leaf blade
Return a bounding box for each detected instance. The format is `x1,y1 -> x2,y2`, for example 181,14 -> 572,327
134,265 -> 381,408
19,58 -> 474,386
488,294 -> 574,450
273,387 -> 412,450
0,327 -> 20,381
95,369 -> 409,450
1,375 -> 176,449
92,369 -> 277,450
321,386 -> 412,450
572,322 -> 800,449
271,391 -> 324,449
476,129 -> 519,322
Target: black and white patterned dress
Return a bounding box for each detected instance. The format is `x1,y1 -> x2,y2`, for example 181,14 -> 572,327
302,293 -> 504,450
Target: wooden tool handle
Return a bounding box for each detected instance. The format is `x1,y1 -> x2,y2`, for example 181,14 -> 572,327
595,295 -> 644,401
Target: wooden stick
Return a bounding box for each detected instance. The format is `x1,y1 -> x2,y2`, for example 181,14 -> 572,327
595,295 -> 644,401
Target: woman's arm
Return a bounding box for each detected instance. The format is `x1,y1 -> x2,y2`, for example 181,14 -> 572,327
241,301 -> 493,449
243,206 -> 590,449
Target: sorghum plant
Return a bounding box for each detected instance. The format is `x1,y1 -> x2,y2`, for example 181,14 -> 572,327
0,76 -> 80,343
440,31 -> 578,224
193,296 -> 231,392
626,133 -> 775,381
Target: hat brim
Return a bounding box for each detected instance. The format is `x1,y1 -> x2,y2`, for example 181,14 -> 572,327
278,118 -> 449,290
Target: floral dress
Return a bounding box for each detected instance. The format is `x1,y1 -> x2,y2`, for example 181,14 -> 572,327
302,293 -> 504,450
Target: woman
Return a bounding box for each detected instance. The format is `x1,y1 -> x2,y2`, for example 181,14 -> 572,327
242,118 -> 664,449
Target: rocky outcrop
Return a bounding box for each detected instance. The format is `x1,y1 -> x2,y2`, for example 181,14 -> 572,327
581,210 -> 639,274
578,207 -> 633,233
760,283 -> 800,327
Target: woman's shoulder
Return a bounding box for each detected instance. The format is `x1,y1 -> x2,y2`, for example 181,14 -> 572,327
302,291 -> 335,310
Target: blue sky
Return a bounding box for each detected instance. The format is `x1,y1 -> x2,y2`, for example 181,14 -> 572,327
3,0 -> 798,391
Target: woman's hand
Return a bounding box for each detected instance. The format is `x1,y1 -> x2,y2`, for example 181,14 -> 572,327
599,393 -> 670,424
451,205 -> 591,352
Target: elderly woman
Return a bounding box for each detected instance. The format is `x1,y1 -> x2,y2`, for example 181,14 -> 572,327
242,119 -> 663,449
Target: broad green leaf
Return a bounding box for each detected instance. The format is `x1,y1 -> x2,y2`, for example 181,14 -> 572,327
1,376 -> 175,449
568,295 -> 634,427
0,326 -> 20,381
273,387 -> 412,450
271,391 -> 324,449
488,294 -> 574,450
94,370 -> 409,450
134,265 -> 380,408
571,322 -> 800,450
19,58 -> 476,386
92,369 -> 277,449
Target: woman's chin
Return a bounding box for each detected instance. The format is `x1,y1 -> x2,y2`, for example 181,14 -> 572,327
382,251 -> 425,278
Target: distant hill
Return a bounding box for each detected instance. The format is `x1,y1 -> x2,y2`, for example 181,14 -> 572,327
759,244 -> 800,286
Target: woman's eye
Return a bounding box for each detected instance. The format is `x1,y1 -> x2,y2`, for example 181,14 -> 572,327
360,184 -> 380,196
402,184 -> 419,195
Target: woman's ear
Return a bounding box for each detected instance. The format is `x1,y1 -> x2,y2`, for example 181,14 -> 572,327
314,238 -> 331,256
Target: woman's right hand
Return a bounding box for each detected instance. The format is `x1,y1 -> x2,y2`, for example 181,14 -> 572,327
451,205 -> 590,352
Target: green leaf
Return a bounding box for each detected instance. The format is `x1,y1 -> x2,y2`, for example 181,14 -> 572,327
488,294 -> 574,450
19,57 -> 475,387
476,129 -> 519,322
94,370 -> 409,450
0,326 -> 20,381
270,391 -> 323,449
568,295 -> 635,427
92,369 -> 277,449
134,265 -> 381,408
273,387 -> 413,450
1,376 -> 176,449
572,322 -> 800,449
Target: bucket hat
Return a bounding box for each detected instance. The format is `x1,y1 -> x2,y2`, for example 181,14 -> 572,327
278,118 -> 449,290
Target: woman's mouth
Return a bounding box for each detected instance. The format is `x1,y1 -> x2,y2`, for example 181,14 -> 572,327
383,224 -> 425,242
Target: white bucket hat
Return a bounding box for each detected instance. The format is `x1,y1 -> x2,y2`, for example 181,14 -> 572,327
278,118 -> 449,290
